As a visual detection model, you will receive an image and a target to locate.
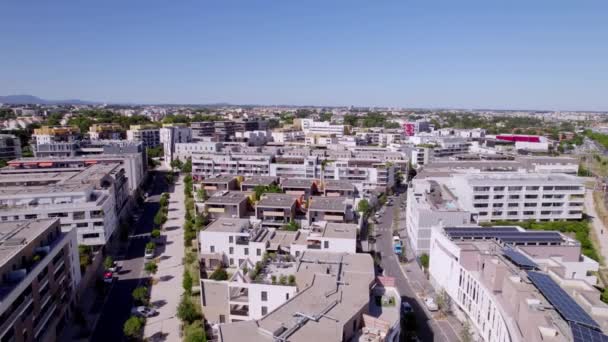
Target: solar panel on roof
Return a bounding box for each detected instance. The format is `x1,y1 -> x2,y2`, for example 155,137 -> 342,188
570,322 -> 608,342
527,271 -> 600,329
503,248 -> 538,269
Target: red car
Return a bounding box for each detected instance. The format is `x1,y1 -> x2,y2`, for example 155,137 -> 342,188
103,271 -> 114,284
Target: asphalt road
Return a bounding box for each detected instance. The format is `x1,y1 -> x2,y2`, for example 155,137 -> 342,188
91,172 -> 166,342
374,195 -> 451,342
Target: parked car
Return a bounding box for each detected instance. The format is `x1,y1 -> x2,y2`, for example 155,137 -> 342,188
401,301 -> 413,314
144,248 -> 154,259
131,306 -> 158,318
103,271 -> 114,284
424,297 -> 439,311
107,261 -> 120,273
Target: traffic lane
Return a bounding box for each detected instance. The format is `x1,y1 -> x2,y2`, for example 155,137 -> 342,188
91,173 -> 166,342
376,207 -> 442,342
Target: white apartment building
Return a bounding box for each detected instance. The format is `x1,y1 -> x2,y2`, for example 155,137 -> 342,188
270,130 -> 304,143
192,152 -> 273,178
299,118 -> 344,137
429,226 -> 607,342
127,124 -> 161,148
174,141 -> 223,161
451,173 -> 585,222
160,124 -> 192,166
304,133 -> 338,146
0,164 -> 126,246
406,179 -> 474,255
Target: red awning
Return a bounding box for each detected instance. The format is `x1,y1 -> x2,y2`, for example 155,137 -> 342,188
22,162 -> 38,166
38,162 -> 54,167
85,160 -> 98,165
7,162 -> 21,166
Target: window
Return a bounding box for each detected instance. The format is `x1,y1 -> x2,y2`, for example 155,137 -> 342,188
523,211 -> 535,215
473,187 -> 490,192
229,258 -> 234,265
526,186 -> 540,191
508,211 -> 518,216
508,186 -> 522,191
474,195 -> 489,200
76,223 -> 88,228
525,195 -> 538,199
492,203 -> 503,208
256,248 -> 261,256
493,195 -> 504,199
82,233 -> 100,239
244,248 -> 249,255
261,291 -> 268,301
324,241 -> 329,249
219,315 -> 226,323
493,187 -> 505,191
492,211 -> 502,216
229,247 -> 234,254
508,203 -> 518,207
543,186 -> 554,191
286,293 -> 290,300
542,203 -> 552,207
509,195 -> 520,199
524,203 -> 537,207
478,212 -> 488,216
262,306 -> 268,315
229,236 -> 234,243
25,214 -> 37,219
210,246 -> 215,253
474,203 -> 488,208
73,211 -> 85,220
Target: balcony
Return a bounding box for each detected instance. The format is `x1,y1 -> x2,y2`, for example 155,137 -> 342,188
262,211 -> 285,217
229,304 -> 249,318
0,295 -> 33,336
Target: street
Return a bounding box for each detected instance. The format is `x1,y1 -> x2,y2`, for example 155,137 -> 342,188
91,171 -> 167,342
374,193 -> 458,342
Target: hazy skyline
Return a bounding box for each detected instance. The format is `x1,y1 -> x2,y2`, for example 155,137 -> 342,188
1,1 -> 607,111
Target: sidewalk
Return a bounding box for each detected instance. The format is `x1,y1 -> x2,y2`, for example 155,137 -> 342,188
144,175 -> 185,341
585,189 -> 608,263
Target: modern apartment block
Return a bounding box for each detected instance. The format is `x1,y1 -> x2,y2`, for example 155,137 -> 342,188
126,124 -> 160,148
452,173 -> 585,222
429,226 -> 607,342
88,123 -> 124,140
307,196 -> 355,224
0,219 -> 81,342
0,134 -> 21,161
160,123 -> 192,166
199,191 -> 252,220
174,141 -> 224,161
191,120 -> 267,142
32,126 -> 81,146
216,252 -> 376,342
0,163 -> 128,246
200,176 -> 239,194
3,152 -> 146,195
255,194 -> 300,228
298,118 -> 345,137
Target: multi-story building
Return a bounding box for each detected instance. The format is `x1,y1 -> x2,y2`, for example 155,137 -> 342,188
0,134 -> 21,161
160,123 -> 192,166
32,126 -> 81,146
192,152 -> 273,180
0,219 -> 81,342
174,141 -> 224,161
127,124 -> 160,148
88,123 -> 124,140
191,120 -> 267,142
270,130 -> 304,143
240,176 -> 278,192
216,252 -> 376,342
280,178 -> 317,200
452,173 -> 585,222
0,163 -> 128,246
3,151 -> 146,195
403,120 -> 431,136
304,133 -> 338,146
199,191 -> 252,220
255,194 -> 300,228
307,196 -> 355,224
429,225 -> 607,342
298,118 -> 345,137
323,180 -> 357,197
200,176 -> 239,194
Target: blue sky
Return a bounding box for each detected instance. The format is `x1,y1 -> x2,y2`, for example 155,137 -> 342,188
1,1 -> 607,110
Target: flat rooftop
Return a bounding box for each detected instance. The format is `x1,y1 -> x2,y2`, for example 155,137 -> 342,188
281,178 -> 315,188
204,218 -> 250,233
324,180 -> 356,191
241,176 -> 278,187
257,194 -> 298,208
0,219 -> 58,266
205,191 -> 251,205
315,222 -> 357,239
202,175 -> 237,184
308,196 -> 349,212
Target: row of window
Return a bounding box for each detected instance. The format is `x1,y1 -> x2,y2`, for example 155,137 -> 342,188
1,210 -> 104,222
473,185 -> 582,192
474,194 -> 570,200
474,202 -> 571,208
479,210 -> 582,216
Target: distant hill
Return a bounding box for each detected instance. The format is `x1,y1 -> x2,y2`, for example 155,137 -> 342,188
0,94 -> 97,105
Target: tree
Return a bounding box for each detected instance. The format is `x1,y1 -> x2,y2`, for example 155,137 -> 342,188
319,112 -> 332,122
419,253 -> 430,270
103,256 -> 114,270
209,266 -> 228,281
288,274 -> 296,286
154,210 -> 166,227
146,242 -> 156,252
183,270 -> 193,295
602,288 -> 608,304
123,316 -> 144,339
145,261 -> 158,276
165,172 -> 174,184
357,199 -> 371,215
460,320 -> 473,342
177,295 -> 201,323
182,158 -> 192,173
435,289 -> 451,316
132,286 -> 149,305
184,322 -> 207,342
151,229 -> 161,239
170,158 -> 183,171
283,220 -> 300,231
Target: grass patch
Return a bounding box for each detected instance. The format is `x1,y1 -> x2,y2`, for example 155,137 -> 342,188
484,220 -> 600,262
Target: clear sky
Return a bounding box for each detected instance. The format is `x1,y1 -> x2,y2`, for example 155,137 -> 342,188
1,1 -> 607,110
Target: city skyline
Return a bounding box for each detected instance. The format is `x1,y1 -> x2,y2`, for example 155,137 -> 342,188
1,1 -> 607,111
